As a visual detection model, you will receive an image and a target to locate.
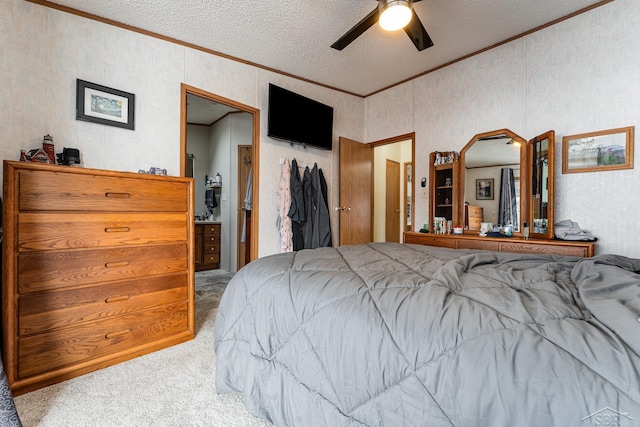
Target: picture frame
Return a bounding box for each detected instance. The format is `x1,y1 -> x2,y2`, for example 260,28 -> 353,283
562,126 -> 634,174
76,79 -> 135,130
476,178 -> 494,200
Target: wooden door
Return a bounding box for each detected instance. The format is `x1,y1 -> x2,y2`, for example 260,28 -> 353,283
385,159 -> 400,242
237,145 -> 252,269
338,137 -> 373,245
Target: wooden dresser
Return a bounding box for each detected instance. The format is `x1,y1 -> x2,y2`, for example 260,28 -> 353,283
1,161 -> 195,395
465,205 -> 483,231
404,232 -> 594,257
195,222 -> 221,271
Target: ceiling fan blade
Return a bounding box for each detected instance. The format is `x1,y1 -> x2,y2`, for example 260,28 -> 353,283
331,7 -> 379,50
404,9 -> 434,51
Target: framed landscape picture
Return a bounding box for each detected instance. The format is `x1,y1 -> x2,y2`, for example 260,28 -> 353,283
562,126 -> 634,173
476,178 -> 494,200
76,79 -> 135,130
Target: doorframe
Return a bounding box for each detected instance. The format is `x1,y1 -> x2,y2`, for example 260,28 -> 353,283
371,132 -> 416,236
180,83 -> 260,262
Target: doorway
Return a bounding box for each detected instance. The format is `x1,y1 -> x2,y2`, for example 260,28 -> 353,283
372,135 -> 415,243
338,133 -> 415,245
180,84 -> 260,271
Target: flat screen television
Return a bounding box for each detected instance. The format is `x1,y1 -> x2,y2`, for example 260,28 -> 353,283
267,84 -> 334,150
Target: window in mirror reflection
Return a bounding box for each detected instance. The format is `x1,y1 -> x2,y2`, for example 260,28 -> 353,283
464,136 -> 521,231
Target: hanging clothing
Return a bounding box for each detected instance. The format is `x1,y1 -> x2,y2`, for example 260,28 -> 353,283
302,166 -> 313,249
310,163 -> 331,248
498,167 -> 518,228
241,168 -> 252,243
277,159 -> 293,252
288,159 -> 305,251
318,168 -> 332,247
205,188 -> 217,210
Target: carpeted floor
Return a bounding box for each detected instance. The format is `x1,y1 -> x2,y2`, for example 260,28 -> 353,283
13,270 -> 273,427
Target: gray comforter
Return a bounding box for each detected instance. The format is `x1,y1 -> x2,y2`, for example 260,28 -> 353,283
214,243 -> 640,426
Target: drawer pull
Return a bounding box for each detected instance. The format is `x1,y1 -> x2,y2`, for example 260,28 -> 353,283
105,329 -> 130,339
105,261 -> 130,268
105,192 -> 131,199
209,247 -> 216,252
105,295 -> 130,303
210,237 -> 216,241
105,227 -> 130,233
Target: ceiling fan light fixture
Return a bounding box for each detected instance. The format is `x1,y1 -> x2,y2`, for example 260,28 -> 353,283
379,0 -> 413,32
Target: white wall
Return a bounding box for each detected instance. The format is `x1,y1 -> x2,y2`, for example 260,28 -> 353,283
3,0 -> 639,258
0,0 -> 364,260
186,125 -> 210,215
365,0 -> 640,258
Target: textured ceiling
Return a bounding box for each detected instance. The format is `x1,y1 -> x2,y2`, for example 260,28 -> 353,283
41,0 -> 611,97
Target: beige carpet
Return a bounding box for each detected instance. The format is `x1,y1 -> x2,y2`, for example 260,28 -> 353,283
14,270 -> 273,427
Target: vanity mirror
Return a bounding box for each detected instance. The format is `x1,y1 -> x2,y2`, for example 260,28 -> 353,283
456,129 -> 555,239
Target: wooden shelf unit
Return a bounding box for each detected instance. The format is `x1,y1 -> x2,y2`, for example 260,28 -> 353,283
429,152 -> 459,231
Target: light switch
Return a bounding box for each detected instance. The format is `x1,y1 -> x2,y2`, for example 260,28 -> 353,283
421,189 -> 428,199
221,192 -> 227,201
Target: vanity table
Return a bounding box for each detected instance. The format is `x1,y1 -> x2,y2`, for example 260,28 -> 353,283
404,232 -> 594,257
418,128 -> 595,257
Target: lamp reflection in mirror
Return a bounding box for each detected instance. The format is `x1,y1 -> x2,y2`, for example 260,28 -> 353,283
379,0 -> 413,31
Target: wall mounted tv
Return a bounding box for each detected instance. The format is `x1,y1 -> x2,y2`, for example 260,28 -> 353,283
267,83 -> 334,150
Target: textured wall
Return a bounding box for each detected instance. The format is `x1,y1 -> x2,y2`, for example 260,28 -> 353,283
2,0 -> 638,258
366,0 -> 640,258
0,0 -> 364,259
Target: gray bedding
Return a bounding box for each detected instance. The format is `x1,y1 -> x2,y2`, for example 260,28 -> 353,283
214,243 -> 640,426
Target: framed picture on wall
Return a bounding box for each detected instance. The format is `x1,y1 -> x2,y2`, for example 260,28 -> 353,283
562,126 -> 634,173
76,79 -> 135,130
476,178 -> 494,200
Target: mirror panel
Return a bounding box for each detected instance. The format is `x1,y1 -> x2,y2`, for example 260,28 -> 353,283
458,129 -> 527,235
528,131 -> 555,239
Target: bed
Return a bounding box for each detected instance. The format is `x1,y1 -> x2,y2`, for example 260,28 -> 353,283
214,242 -> 640,426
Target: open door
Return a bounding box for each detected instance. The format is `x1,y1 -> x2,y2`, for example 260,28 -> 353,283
385,159 -> 400,242
237,145 -> 252,269
338,137 -> 373,245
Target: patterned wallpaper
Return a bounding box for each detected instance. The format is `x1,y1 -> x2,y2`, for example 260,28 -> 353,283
366,0 -> 640,258
2,0 -> 639,258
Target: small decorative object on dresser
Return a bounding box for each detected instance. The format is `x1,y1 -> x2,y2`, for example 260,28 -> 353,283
1,161 -> 194,395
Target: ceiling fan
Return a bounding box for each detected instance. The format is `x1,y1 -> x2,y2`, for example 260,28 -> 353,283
331,0 -> 434,51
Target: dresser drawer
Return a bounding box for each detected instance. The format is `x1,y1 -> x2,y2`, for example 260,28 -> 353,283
203,253 -> 220,264
18,170 -> 189,212
18,213 -> 187,251
19,273 -> 188,335
404,234 -> 456,248
203,224 -> 221,235
468,217 -> 482,231
457,239 -> 500,251
203,233 -> 220,244
18,302 -> 188,378
18,243 -> 187,293
467,206 -> 483,218
204,243 -> 220,255
498,242 -> 590,257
